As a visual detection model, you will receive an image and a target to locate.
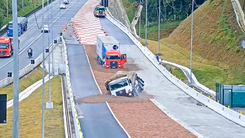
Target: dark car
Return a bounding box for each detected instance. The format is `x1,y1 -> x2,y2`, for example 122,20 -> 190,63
94,5 -> 106,17
63,0 -> 69,4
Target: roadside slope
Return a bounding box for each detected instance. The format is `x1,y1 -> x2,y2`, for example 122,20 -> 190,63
168,0 -> 245,81
141,0 -> 245,90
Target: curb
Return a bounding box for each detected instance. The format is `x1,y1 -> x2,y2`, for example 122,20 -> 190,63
61,36 -> 84,138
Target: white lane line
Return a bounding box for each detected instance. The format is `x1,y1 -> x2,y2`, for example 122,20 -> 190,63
150,99 -> 204,138
19,4 -> 59,39
1,1 -> 59,37
0,0 -> 78,70
82,43 -> 131,138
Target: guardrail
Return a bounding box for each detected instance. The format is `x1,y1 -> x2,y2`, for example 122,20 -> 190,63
159,59 -> 216,96
61,36 -> 84,138
0,35 -> 59,89
105,11 -> 245,127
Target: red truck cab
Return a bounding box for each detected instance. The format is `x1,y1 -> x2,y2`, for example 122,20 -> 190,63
104,50 -> 127,69
0,38 -> 13,57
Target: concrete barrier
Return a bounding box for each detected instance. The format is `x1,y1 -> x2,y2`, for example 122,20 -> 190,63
0,36 -> 60,89
105,12 -> 245,127
61,36 -> 84,138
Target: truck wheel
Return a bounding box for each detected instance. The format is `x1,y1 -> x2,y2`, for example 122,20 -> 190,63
97,56 -> 100,64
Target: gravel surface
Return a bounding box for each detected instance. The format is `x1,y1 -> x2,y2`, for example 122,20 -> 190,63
84,44 -> 197,138
77,92 -> 152,103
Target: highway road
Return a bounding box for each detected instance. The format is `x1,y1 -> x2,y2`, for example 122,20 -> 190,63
99,17 -> 245,137
66,39 -> 128,138
0,0 -> 87,80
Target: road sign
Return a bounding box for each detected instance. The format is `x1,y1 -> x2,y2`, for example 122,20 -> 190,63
0,94 -> 7,124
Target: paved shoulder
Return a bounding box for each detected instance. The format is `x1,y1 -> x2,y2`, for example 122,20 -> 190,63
67,42 -> 128,138
100,18 -> 134,45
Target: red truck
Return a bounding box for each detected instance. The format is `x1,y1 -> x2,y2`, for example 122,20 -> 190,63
0,37 -> 13,57
97,36 -> 127,69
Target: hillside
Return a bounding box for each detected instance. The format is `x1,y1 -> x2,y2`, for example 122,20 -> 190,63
169,0 -> 245,70
121,0 -> 245,90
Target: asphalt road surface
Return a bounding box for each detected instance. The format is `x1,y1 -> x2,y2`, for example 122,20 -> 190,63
67,42 -> 128,138
0,0 -> 87,80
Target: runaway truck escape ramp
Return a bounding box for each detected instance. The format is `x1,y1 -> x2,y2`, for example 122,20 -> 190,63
105,10 -> 245,127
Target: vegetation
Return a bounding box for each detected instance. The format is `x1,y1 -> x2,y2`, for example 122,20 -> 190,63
0,67 -> 47,101
0,76 -> 64,138
124,0 -> 205,23
138,21 -> 180,40
135,0 -> 245,90
0,0 -> 47,29
121,0 -> 204,40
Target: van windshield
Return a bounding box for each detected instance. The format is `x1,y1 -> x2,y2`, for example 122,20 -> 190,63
109,80 -> 128,91
106,55 -> 120,60
96,7 -> 105,11
8,23 -> 20,28
8,23 -> 13,28
0,43 -> 9,49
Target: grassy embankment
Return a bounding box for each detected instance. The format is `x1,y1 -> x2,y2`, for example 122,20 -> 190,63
0,72 -> 64,138
0,67 -> 47,100
123,0 -> 245,90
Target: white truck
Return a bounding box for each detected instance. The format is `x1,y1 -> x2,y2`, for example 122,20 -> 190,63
96,35 -> 127,69
105,71 -> 144,97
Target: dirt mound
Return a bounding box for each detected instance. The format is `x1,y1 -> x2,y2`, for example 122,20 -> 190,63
76,92 -> 153,103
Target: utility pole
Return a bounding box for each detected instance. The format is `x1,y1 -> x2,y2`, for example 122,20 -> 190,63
12,0 -> 19,136
46,0 -> 53,110
51,0 -> 54,75
158,0 -> 161,54
139,0 -> 141,37
145,0 -> 148,47
6,0 -> 8,19
41,0 -> 45,136
190,0 -> 194,85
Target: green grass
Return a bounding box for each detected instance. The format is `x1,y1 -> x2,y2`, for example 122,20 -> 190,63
171,67 -> 187,81
0,67 -> 47,101
138,21 -> 181,40
121,0 -> 137,22
211,0 -> 237,49
140,39 -> 245,90
0,76 -> 64,138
